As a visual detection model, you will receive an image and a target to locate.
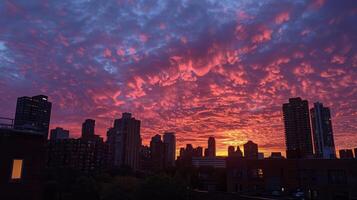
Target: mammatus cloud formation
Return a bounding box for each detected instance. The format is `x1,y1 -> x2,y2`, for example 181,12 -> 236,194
0,0 -> 356,155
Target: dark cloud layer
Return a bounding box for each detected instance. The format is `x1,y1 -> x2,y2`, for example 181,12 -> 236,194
1,0 -> 356,155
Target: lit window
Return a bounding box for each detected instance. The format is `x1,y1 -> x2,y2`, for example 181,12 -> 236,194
257,168 -> 264,178
11,159 -> 23,180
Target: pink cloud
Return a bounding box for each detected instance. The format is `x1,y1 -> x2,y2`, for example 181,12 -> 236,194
310,0 -> 326,9
331,55 -> 346,64
293,63 -> 315,76
275,11 -> 290,24
139,34 -> 149,43
103,48 -> 112,58
116,48 -> 125,56
252,27 -> 273,44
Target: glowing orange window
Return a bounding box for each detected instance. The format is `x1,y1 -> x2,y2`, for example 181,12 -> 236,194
11,159 -> 23,180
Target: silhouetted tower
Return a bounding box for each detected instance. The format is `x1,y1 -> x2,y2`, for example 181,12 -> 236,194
228,146 -> 243,157
310,102 -> 336,159
228,146 -> 235,157
81,119 -> 95,139
50,127 -> 69,140
193,146 -> 203,157
163,132 -> 176,167
207,137 -> 216,157
236,146 -> 243,157
244,141 -> 258,159
283,97 -> 313,159
14,95 -> 52,139
150,134 -> 165,170
107,113 -> 141,170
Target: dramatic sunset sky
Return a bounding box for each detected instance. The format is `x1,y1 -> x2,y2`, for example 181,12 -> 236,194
0,0 -> 356,155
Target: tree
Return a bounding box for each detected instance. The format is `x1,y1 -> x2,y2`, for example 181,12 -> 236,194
137,174 -> 188,200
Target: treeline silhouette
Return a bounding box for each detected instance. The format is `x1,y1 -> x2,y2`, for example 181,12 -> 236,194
43,166 -> 228,200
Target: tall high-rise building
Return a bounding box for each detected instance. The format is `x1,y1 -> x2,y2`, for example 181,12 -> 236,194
283,97 -> 313,159
14,95 -> 52,139
310,102 -> 336,159
81,119 -> 95,139
163,132 -> 176,167
50,127 -> 69,140
243,141 -> 258,159
204,148 -> 209,157
236,146 -> 243,157
207,137 -> 216,157
193,146 -> 203,157
150,134 -> 166,170
228,146 -> 235,157
107,113 -> 141,170
228,146 -> 243,158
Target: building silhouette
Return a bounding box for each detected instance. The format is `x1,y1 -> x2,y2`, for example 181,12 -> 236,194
47,120 -> 108,173
163,132 -> 176,167
204,148 -> 209,157
150,134 -> 166,170
192,157 -> 226,168
106,113 -> 141,170
226,157 -> 357,199
193,146 -> 203,157
243,140 -> 258,159
228,146 -> 243,158
47,136 -> 108,173
207,137 -> 216,157
311,102 -> 336,159
0,117 -> 14,129
0,127 -> 46,200
14,95 -> 52,139
228,146 -> 235,157
81,119 -> 95,139
339,149 -> 354,159
269,152 -> 284,159
177,144 -> 205,167
283,97 -> 313,159
50,127 -> 69,140
138,145 -> 151,171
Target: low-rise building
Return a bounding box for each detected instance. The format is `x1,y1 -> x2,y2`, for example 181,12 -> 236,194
0,128 -> 46,200
192,157 -> 226,168
226,158 -> 357,200
46,136 -> 108,173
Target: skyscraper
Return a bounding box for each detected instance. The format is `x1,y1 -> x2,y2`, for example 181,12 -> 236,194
310,102 -> 336,159
14,95 -> 52,139
243,141 -> 258,159
150,134 -> 166,170
228,146 -> 235,157
107,113 -> 141,170
81,119 -> 95,139
236,146 -> 243,157
193,146 -> 203,157
50,127 -> 69,140
163,132 -> 176,167
207,137 -> 216,157
283,97 -> 313,159
228,146 -> 243,158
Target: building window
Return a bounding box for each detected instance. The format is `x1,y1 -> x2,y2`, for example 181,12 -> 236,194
249,168 -> 264,179
11,159 -> 23,180
257,168 -> 264,178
